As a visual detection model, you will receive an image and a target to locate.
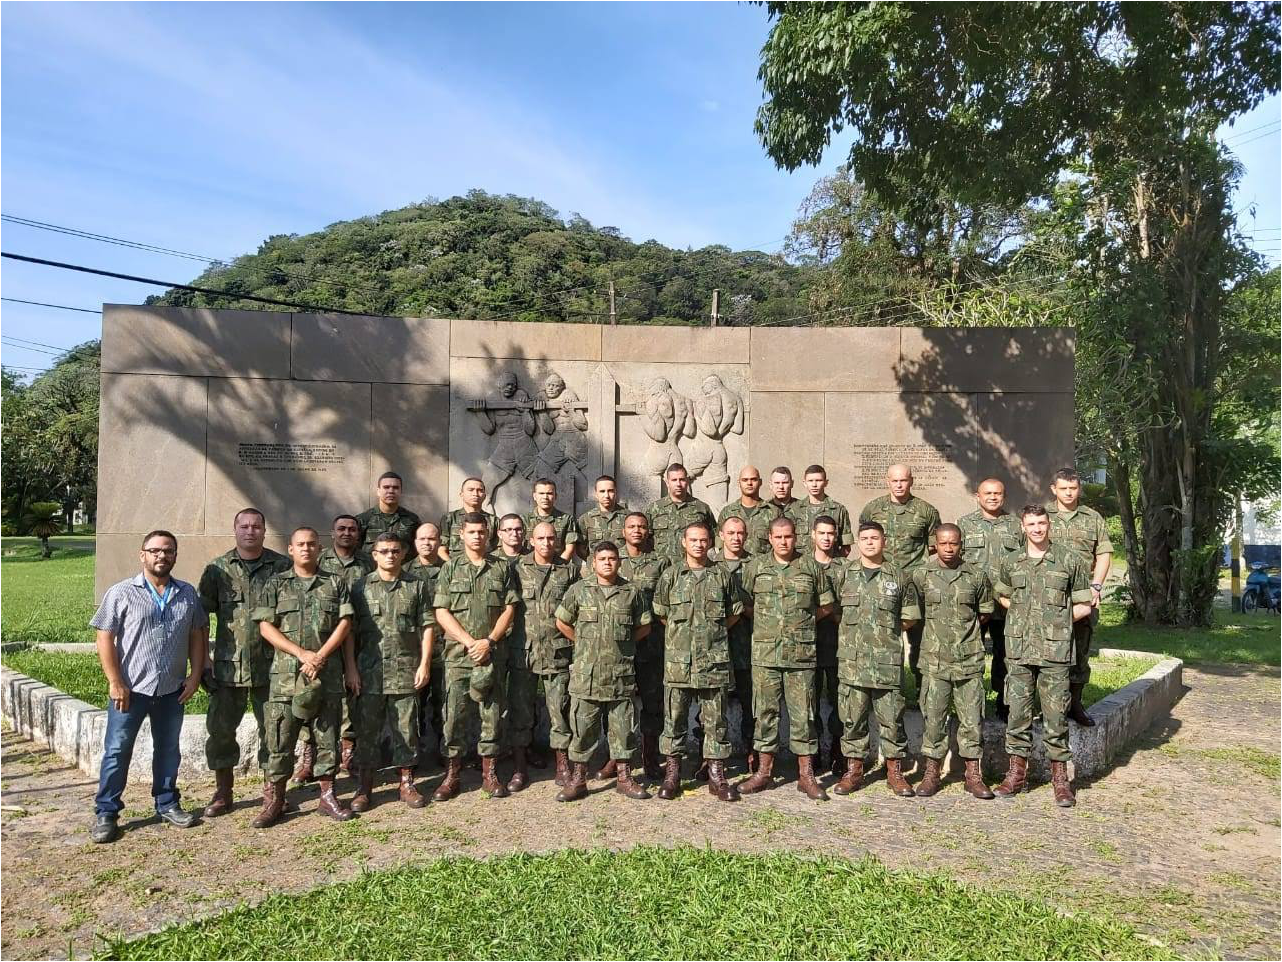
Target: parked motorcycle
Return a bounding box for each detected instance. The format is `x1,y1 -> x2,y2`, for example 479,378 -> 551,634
1242,564 -> 1281,614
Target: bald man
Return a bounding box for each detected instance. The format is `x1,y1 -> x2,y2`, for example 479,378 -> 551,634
717,465 -> 778,556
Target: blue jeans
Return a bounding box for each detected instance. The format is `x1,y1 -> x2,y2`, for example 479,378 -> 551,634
95,686 -> 184,817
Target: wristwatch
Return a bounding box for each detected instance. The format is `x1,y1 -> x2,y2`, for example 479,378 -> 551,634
1090,582 -> 1103,591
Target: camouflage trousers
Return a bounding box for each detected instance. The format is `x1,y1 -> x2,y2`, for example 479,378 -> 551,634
837,683 -> 907,761
504,665 -> 538,749
541,670 -> 572,751
812,663 -> 841,745
920,673 -> 984,760
353,691 -> 419,769
753,666 -> 817,756
204,682 -> 268,770
1069,616 -> 1095,686
569,696 -> 637,764
660,686 -> 730,759
417,654 -> 446,750
264,697 -> 340,781
732,667 -> 756,748
636,636 -> 664,737
299,690 -> 356,747
442,662 -> 506,759
1005,661 -> 1071,763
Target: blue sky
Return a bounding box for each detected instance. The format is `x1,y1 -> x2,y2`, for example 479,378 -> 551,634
1,2 -> 1278,376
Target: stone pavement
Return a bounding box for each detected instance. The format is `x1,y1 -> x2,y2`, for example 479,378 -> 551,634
2,664 -> 1278,960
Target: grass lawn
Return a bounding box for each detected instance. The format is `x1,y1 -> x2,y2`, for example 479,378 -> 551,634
101,847 -> 1164,961
1097,603 -> 1280,667
0,648 -> 209,714
0,543 -> 97,644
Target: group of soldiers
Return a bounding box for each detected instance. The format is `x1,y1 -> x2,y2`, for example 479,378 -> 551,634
195,460 -> 1111,827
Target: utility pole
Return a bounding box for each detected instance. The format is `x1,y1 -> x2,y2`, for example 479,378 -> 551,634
608,280 -> 617,326
710,288 -> 720,327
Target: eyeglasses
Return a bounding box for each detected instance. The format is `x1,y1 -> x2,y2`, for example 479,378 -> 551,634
142,548 -> 177,556
371,548 -> 402,556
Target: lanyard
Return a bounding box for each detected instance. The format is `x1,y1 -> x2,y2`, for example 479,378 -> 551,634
145,580 -> 175,617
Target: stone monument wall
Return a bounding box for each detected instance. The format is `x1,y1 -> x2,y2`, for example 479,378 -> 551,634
95,306 -> 1074,597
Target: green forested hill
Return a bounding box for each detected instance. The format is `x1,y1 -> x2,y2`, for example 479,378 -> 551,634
153,191 -> 811,325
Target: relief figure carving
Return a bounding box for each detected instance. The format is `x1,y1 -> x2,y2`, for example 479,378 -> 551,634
686,374 -> 745,505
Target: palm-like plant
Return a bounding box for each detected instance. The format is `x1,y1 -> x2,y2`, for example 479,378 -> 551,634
23,502 -> 63,559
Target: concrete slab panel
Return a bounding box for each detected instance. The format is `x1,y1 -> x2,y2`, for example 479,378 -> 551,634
373,383 -> 451,524
823,392 -> 977,523
204,378 -> 372,535
603,326 -> 750,364
897,327 -> 1075,393
97,374 -> 208,535
94,533 -> 239,601
748,392 -> 825,480
749,327 -> 900,392
291,314 -> 450,384
974,392 -> 1075,509
101,305 -> 291,378
450,319 -> 601,361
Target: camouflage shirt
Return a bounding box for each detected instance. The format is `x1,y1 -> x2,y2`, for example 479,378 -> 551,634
439,508 -> 498,558
645,496 -> 716,561
832,561 -> 916,690
717,500 -> 778,556
742,554 -> 835,669
769,498 -> 811,548
513,555 -> 578,674
405,557 -> 445,661
717,556 -> 755,671
577,505 -> 629,551
431,556 -> 520,670
555,580 -> 652,700
653,563 -> 743,689
909,560 -> 994,681
253,570 -> 354,699
522,507 -> 581,553
353,572 -> 433,695
814,557 -> 846,668
994,544 -> 1093,667
355,505 -> 422,552
318,547 -> 374,590
859,494 -> 942,571
957,510 -> 1023,622
1045,503 -> 1113,574
795,497 -> 855,554
198,547 -> 291,686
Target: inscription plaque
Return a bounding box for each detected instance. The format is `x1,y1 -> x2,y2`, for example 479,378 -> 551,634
852,442 -> 956,488
238,442 -> 347,473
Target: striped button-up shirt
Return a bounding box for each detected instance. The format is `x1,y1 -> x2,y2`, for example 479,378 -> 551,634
90,573 -> 207,697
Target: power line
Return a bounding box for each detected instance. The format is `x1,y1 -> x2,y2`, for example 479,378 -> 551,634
1229,128 -> 1282,149
1223,119 -> 1282,142
0,296 -> 101,314
0,215 -> 225,263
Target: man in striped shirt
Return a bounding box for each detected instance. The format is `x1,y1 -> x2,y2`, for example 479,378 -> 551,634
90,530 -> 207,843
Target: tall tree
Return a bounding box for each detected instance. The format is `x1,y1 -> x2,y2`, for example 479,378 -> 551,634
756,1 -> 1280,624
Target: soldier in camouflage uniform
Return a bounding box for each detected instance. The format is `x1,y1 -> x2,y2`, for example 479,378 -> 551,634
993,504 -> 1094,807
407,522 -> 446,766
859,463 -> 941,699
766,466 -> 810,541
717,516 -> 758,771
349,533 -> 435,811
510,522 -> 579,790
251,527 -> 358,827
554,541 -> 653,801
439,477 -> 498,561
831,521 -> 920,798
616,511 -> 670,781
198,508 -> 290,818
737,517 -> 836,801
645,462 -> 716,562
523,478 -> 580,561
717,465 -> 777,556
494,514 -> 529,562
356,471 -> 422,553
431,512 -> 519,800
810,515 -> 846,774
909,524 -> 995,800
578,474 -> 628,558
958,478 -> 1023,721
797,465 -> 854,555
1046,468 -> 1113,728
652,521 -> 744,802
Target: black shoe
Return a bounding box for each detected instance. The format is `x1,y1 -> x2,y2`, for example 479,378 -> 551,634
157,805 -> 198,828
90,814 -> 120,844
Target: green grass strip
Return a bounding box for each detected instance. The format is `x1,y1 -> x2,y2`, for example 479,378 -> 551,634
1,649 -> 209,715
102,847 -> 1165,960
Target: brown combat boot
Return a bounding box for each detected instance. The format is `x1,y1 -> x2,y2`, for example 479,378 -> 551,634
556,762 -> 588,802
350,768 -> 376,813
480,757 -> 509,798
831,754 -> 847,779
833,757 -> 864,795
738,751 -> 775,794
553,750 -> 570,787
595,758 -> 618,781
657,755 -> 682,800
963,759 -> 995,799
994,755 -> 1027,798
916,757 -> 943,797
251,779 -> 287,828
433,757 -> 463,801
526,745 -> 548,769
1068,684 -> 1095,727
1050,760 -> 1076,808
796,754 -> 829,801
707,760 -> 739,802
204,768 -> 234,818
614,760 -> 651,799
745,750 -> 758,774
316,778 -> 354,821
885,758 -> 916,797
399,767 -> 427,808
339,738 -> 356,774
506,747 -> 529,794
694,758 -> 710,782
292,742 -> 317,784
641,734 -> 663,781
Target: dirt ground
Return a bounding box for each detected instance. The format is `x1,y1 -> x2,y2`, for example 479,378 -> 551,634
2,663 -> 1279,961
